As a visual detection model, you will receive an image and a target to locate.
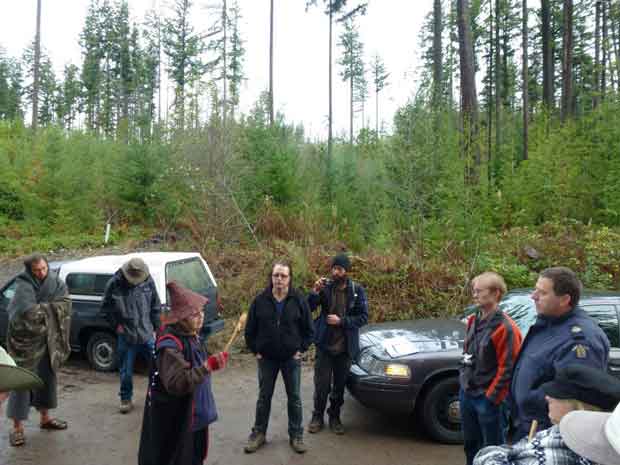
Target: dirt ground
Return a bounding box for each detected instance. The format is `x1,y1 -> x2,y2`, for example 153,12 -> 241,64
0,353 -> 462,465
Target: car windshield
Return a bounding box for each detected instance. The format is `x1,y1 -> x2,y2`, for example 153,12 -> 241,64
165,258 -> 215,298
499,294 -> 537,335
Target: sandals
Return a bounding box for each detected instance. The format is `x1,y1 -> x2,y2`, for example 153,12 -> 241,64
9,429 -> 25,447
40,418 -> 68,430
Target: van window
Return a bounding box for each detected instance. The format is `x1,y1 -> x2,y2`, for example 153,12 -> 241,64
166,258 -> 215,299
66,273 -> 113,296
582,304 -> 620,348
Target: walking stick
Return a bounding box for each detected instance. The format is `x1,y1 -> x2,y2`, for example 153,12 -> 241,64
224,312 -> 248,353
527,420 -> 538,442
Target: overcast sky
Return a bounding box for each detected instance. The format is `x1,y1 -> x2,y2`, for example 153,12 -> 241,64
0,0 -> 434,139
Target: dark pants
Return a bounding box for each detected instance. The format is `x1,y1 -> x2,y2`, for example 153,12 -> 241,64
252,356 -> 303,439
459,389 -> 505,465
192,428 -> 209,465
117,334 -> 154,401
312,349 -> 351,419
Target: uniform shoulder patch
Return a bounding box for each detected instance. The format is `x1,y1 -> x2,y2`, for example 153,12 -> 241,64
573,344 -> 588,359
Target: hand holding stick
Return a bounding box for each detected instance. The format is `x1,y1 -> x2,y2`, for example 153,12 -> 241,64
224,312 -> 248,353
527,420 -> 538,442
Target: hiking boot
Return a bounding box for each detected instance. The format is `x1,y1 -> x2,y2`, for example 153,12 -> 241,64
329,416 -> 345,435
308,414 -> 324,433
119,400 -> 133,414
290,436 -> 307,454
244,431 -> 266,453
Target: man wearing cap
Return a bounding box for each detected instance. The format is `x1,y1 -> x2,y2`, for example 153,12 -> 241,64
5,254 -> 72,447
509,267 -> 610,442
101,257 -> 161,414
474,364 -> 620,465
307,253 -> 369,435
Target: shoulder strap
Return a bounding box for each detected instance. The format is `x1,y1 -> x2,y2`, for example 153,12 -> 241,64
157,334 -> 183,351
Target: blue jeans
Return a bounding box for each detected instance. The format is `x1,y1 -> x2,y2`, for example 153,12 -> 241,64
459,389 -> 505,465
253,357 -> 303,439
117,334 -> 154,401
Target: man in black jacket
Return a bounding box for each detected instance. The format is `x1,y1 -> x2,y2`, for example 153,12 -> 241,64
244,260 -> 314,454
307,254 -> 368,435
101,257 -> 161,414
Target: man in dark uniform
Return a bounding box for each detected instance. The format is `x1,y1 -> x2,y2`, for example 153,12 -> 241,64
510,266 -> 610,441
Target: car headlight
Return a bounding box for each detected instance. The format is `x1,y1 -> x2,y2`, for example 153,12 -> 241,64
358,350 -> 411,379
385,363 -> 411,378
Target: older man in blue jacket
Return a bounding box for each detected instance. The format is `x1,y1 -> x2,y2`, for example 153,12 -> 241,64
307,254 -> 368,435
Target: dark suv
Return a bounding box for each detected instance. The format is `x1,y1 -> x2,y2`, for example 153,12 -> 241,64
346,289 -> 620,444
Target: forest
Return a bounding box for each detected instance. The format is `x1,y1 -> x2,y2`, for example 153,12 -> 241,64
2,0 -> 620,319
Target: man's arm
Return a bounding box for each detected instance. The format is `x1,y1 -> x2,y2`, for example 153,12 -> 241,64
100,279 -> 119,329
149,279 -> 161,331
342,285 -> 368,329
244,299 -> 258,354
486,321 -> 522,404
299,297 -> 315,352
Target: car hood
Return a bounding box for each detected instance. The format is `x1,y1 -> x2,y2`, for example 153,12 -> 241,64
359,319 -> 465,359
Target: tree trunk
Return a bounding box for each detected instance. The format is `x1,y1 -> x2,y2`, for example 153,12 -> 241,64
522,0 -> 529,161
541,0 -> 553,109
494,0 -> 501,178
349,48 -> 355,145
612,2 -> 620,93
561,0 -> 573,122
328,1 -> 333,162
32,0 -> 42,131
432,0 -> 443,107
222,0 -> 228,125
375,88 -> 379,136
487,0 -> 493,184
602,0 -> 608,100
457,0 -> 480,183
269,0 -> 274,126
594,0 -> 601,108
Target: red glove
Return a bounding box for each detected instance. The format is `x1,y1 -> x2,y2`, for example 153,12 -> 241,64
206,351 -> 229,371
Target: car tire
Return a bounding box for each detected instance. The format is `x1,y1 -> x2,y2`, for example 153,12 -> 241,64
86,331 -> 118,372
420,376 -> 463,444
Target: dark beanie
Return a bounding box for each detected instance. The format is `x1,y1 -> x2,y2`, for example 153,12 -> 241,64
331,254 -> 351,271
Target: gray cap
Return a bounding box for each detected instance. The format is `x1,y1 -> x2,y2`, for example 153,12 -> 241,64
121,257 -> 150,285
560,403 -> 620,465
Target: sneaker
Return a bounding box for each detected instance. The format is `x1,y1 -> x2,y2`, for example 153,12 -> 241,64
329,416 -> 345,435
244,431 -> 266,453
119,400 -> 133,414
290,436 -> 307,454
307,414 -> 324,434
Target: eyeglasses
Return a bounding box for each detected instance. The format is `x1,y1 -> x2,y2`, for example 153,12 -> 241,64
272,273 -> 290,279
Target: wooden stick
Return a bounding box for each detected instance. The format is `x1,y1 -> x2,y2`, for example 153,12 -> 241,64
224,312 -> 247,353
527,420 -> 538,442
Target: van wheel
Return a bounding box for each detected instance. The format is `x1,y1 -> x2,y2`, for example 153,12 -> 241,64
86,332 -> 117,372
420,376 -> 463,444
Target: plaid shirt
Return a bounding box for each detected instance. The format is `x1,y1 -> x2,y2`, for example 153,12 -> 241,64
473,425 -> 597,465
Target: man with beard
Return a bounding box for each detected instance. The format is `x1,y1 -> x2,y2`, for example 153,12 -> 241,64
6,254 -> 72,447
307,254 -> 368,435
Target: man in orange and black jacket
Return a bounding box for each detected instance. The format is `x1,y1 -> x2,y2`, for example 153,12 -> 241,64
460,272 -> 523,465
